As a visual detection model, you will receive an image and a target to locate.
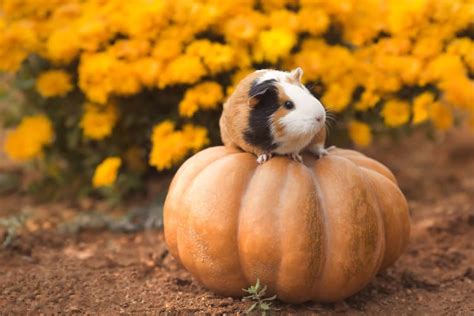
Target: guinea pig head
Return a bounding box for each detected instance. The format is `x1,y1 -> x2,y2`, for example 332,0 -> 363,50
247,68 -> 326,144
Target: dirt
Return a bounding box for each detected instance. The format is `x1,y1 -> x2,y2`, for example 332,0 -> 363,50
0,130 -> 473,315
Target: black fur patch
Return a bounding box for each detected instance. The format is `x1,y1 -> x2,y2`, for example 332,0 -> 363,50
244,79 -> 280,152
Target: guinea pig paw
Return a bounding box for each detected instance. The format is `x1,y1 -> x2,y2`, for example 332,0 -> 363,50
315,148 -> 329,159
256,153 -> 273,164
287,153 -> 303,163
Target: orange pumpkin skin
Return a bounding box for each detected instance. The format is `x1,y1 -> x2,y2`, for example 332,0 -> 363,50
163,146 -> 410,303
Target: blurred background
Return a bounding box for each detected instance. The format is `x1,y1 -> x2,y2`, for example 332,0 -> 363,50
0,0 -> 473,313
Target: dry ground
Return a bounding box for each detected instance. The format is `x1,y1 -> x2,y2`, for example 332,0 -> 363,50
0,130 -> 473,314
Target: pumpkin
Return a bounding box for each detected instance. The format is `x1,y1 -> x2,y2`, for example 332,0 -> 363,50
163,146 -> 410,303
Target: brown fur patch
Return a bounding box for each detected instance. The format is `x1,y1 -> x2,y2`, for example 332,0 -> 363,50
219,70 -> 268,155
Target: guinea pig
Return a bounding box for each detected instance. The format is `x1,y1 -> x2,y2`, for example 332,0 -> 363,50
220,67 -> 328,164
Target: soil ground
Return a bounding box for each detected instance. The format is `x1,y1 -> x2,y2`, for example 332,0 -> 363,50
0,130 -> 473,314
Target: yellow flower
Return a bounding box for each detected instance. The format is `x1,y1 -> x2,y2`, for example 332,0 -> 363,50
447,38 -> 474,72
179,81 -> 224,117
109,39 -> 151,61
3,115 -> 54,161
46,28 -> 80,64
79,52 -> 115,104
133,57 -> 161,87
152,38 -> 183,62
322,78 -> 356,112
420,54 -> 465,85
430,102 -> 453,131
440,77 -> 474,111
412,92 -> 434,124
4,130 -> 41,161
186,40 -> 236,74
413,36 -> 443,60
80,102 -> 118,140
202,44 -> 235,75
0,20 -> 37,72
355,90 -> 380,111
109,61 -> 141,96
381,99 -> 410,127
149,121 -> 209,171
254,28 -> 296,63
92,157 -> 122,188
297,8 -> 329,35
269,10 -> 299,32
386,0 -> 428,35
159,55 -> 206,87
224,13 -> 264,44
348,120 -> 372,147
182,124 -> 209,151
36,70 -> 73,98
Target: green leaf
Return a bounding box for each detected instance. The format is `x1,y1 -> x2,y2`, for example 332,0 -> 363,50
262,295 -> 277,301
245,302 -> 258,314
255,278 -> 261,291
259,302 -> 270,311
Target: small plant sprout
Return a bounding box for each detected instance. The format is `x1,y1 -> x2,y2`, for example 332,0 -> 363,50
242,279 -> 277,315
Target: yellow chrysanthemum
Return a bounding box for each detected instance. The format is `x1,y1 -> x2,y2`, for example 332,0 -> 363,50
381,99 -> 411,127
80,102 -> 118,140
78,52 -> 115,104
159,55 -> 206,87
355,90 -> 381,111
179,81 -> 224,117
185,40 -> 236,75
0,20 -> 37,72
348,120 -> 372,147
149,121 -> 209,171
36,70 -> 73,98
3,115 -> 54,161
430,102 -> 453,131
322,79 -> 356,113
412,92 -> 434,124
92,157 -> 122,188
447,38 -> 474,72
46,28 -> 80,64
253,28 -> 296,63
1,0 -> 474,175
440,77 -> 474,111
224,13 -> 264,44
297,8 -> 329,35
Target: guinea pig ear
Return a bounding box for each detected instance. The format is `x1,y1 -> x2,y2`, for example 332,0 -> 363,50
248,79 -> 276,107
290,67 -> 303,82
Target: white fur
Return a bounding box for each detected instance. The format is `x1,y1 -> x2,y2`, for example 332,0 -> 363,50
257,70 -> 289,84
255,69 -> 326,156
271,81 -> 326,154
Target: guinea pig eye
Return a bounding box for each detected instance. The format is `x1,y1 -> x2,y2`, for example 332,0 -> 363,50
283,100 -> 294,110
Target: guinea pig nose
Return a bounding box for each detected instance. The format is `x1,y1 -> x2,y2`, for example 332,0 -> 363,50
316,116 -> 323,122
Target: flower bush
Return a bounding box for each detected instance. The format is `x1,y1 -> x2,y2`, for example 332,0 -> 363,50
0,0 -> 473,194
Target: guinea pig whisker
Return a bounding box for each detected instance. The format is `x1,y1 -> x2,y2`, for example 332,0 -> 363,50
325,109 -> 337,117
325,125 -> 331,137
